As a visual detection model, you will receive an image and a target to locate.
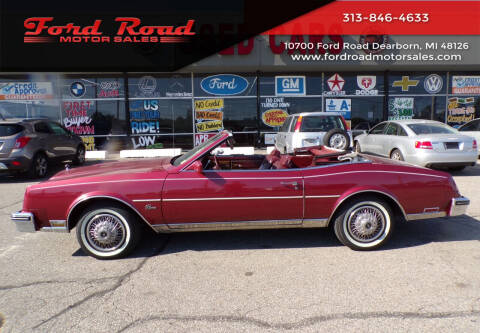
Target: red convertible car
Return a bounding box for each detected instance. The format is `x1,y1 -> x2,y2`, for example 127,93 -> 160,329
12,130 -> 469,259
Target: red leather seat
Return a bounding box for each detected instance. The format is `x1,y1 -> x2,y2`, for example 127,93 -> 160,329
273,155 -> 293,169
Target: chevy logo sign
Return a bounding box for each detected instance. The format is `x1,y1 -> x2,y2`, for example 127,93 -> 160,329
275,76 -> 306,96
200,74 -> 248,96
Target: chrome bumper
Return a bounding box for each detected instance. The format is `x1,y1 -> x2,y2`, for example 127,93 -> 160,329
10,211 -> 36,232
449,196 -> 470,216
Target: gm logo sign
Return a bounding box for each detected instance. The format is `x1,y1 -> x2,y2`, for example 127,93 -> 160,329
275,76 -> 306,96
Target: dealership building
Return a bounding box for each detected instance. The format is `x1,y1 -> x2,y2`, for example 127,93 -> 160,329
1,34 -> 480,150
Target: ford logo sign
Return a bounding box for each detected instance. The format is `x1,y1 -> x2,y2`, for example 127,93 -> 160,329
200,74 -> 248,96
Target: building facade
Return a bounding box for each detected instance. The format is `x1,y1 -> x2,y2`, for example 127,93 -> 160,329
1,35 -> 479,150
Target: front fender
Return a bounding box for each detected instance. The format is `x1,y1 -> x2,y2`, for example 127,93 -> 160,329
66,191 -> 150,230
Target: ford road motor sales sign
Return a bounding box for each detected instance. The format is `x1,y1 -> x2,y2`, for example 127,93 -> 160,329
23,17 -> 195,43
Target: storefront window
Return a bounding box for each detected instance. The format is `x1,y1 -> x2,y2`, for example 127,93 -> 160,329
447,74 -> 480,128
326,97 -> 384,129
128,75 -> 193,149
0,78 -> 61,121
193,74 -> 258,146
60,77 -> 127,150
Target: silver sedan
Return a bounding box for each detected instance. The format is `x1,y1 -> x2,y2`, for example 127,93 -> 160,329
354,119 -> 478,170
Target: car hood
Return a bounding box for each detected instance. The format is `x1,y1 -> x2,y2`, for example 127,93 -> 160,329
49,157 -> 174,182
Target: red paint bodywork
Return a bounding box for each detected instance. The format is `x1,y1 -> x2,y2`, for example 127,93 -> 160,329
22,131 -> 458,231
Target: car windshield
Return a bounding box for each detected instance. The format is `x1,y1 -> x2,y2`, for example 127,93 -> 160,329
300,116 -> 344,132
407,123 -> 456,135
171,132 -> 224,166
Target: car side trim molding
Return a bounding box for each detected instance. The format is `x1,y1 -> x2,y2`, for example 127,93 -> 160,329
132,199 -> 162,202
66,195 -> 164,233
163,196 -> 303,202
406,211 -> 447,221
151,218 -> 328,233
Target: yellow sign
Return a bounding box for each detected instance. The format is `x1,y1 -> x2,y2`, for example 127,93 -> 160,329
81,136 -> 95,151
262,109 -> 288,127
194,99 -> 224,111
392,76 -> 419,92
196,120 -> 223,132
195,110 -> 223,121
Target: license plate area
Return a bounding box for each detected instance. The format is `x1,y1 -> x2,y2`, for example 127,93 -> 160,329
444,142 -> 459,150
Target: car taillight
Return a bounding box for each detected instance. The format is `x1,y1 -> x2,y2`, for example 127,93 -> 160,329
415,141 -> 433,149
14,136 -> 31,149
294,116 -> 303,132
340,116 -> 350,130
473,139 -> 477,149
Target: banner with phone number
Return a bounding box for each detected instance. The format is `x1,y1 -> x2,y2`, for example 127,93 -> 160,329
264,1 -> 480,35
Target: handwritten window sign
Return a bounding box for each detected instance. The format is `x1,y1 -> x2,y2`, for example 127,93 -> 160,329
129,100 -> 161,135
388,97 -> 414,120
63,101 -> 95,135
447,97 -> 476,127
194,98 -> 224,145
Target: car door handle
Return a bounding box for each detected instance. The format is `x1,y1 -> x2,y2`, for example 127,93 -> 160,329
280,181 -> 300,189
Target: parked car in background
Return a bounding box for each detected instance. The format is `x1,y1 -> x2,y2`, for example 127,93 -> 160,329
12,130 -> 469,259
0,119 -> 85,178
457,118 -> 480,156
275,112 -> 351,153
354,119 -> 477,171
352,122 -> 371,138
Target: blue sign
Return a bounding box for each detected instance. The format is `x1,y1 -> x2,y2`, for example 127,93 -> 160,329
325,98 -> 351,119
200,74 -> 249,96
275,76 -> 306,96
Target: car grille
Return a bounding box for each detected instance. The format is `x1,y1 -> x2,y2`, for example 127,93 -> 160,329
444,142 -> 459,150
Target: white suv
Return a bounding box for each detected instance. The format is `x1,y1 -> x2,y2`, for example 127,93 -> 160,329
274,112 -> 351,153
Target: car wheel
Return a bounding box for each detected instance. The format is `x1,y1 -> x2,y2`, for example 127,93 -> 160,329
76,204 -> 143,259
354,141 -> 361,153
333,196 -> 394,251
448,166 -> 466,171
324,129 -> 350,150
73,145 -> 86,165
28,153 -> 48,178
390,149 -> 404,161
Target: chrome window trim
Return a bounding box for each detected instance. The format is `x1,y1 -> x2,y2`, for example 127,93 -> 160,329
66,195 -> 161,232
304,170 -> 448,179
180,160 -> 372,174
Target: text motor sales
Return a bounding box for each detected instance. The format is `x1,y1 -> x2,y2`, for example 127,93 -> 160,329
24,17 -> 195,43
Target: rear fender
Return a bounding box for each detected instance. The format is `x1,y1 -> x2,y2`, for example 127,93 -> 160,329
328,186 -> 407,224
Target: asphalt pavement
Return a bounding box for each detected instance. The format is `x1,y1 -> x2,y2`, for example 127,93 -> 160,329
0,161 -> 479,332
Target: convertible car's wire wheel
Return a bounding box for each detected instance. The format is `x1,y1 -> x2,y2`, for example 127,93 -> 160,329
333,197 -> 394,250
76,204 -> 142,259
